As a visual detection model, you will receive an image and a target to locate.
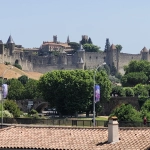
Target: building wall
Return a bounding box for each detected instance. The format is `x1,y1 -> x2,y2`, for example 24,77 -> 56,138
85,52 -> 106,69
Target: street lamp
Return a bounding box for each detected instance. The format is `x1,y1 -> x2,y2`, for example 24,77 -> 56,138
93,62 -> 106,127
1,66 -> 13,128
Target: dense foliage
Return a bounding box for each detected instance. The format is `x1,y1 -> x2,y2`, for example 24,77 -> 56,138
122,60 -> 150,86
68,42 -> 80,51
3,100 -> 21,117
18,75 -> 28,85
140,100 -> 150,120
115,44 -> 123,52
7,79 -> 25,100
38,70 -> 111,116
83,43 -> 101,52
110,103 -> 141,121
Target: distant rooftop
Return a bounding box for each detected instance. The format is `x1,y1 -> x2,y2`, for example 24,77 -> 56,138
7,35 -> 14,44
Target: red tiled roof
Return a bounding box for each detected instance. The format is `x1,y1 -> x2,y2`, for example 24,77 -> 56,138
0,125 -> 150,150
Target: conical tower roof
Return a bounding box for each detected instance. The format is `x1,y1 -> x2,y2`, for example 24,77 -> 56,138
7,35 -> 14,44
141,46 -> 148,52
110,44 -> 116,50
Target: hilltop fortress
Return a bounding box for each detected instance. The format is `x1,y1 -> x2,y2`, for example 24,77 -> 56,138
0,35 -> 148,74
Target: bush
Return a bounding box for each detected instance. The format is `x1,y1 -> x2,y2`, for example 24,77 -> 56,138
3,110 -> 13,118
123,87 -> 134,97
110,103 -> 142,122
4,62 -> 10,65
133,84 -> 148,97
109,75 -> 120,83
121,72 -> 148,87
13,64 -> 22,70
29,109 -> 38,115
140,100 -> 150,121
3,100 -> 21,118
111,86 -> 125,97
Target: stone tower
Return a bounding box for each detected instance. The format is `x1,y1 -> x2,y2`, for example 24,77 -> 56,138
106,44 -> 119,71
7,35 -> 15,56
53,35 -> 57,43
141,47 -> 149,61
59,50 -> 67,65
77,44 -> 85,69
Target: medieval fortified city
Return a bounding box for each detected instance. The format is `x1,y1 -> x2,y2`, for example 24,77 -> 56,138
0,34 -> 149,74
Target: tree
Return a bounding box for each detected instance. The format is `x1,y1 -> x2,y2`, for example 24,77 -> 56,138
24,79 -> 40,99
104,38 -> 110,52
116,44 -> 123,52
88,37 -> 93,44
111,86 -> 125,97
140,100 -> 150,121
68,42 -> 80,51
38,70 -> 111,116
3,100 -> 21,117
83,44 -> 101,52
123,87 -> 134,97
124,60 -> 150,76
133,84 -> 149,97
121,72 -> 148,87
18,75 -> 28,85
7,79 -> 25,100
110,103 -> 141,121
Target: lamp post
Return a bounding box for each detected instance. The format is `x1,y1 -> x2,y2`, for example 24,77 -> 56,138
1,66 -> 13,128
93,62 -> 106,127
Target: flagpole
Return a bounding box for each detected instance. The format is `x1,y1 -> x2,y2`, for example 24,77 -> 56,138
93,62 -> 106,127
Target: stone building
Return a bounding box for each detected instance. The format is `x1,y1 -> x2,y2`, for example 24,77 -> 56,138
0,35 -> 149,74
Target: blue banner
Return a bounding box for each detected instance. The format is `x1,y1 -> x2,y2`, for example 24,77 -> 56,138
2,84 -> 8,98
95,85 -> 100,103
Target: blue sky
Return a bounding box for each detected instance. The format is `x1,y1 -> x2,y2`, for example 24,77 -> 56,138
0,0 -> 150,54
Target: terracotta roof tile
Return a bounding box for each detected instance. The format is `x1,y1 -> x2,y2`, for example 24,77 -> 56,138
0,126 -> 149,150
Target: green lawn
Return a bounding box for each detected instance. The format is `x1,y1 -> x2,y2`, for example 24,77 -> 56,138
76,116 -> 108,121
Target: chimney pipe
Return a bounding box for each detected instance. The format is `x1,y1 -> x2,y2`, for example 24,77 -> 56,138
108,116 -> 119,143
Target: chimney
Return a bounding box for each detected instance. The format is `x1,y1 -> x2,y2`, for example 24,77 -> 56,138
108,116 -> 119,143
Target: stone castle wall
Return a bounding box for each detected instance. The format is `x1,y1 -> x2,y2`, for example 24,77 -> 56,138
85,52 -> 106,69
118,53 -> 141,73
0,40 -> 148,74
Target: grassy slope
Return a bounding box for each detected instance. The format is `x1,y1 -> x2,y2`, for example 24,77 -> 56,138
0,64 -> 43,80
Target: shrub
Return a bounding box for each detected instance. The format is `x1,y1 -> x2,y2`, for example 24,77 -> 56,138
121,72 -> 148,87
3,100 -> 21,118
29,109 -> 38,115
3,110 -> 13,118
133,84 -> 148,97
111,86 -> 125,97
4,62 -> 10,65
140,100 -> 150,121
123,87 -> 134,97
13,64 -> 22,70
110,103 -> 141,122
